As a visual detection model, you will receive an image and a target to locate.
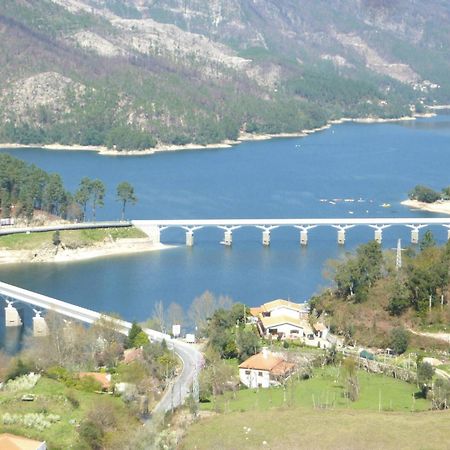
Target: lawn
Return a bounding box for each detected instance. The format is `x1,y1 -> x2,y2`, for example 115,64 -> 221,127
0,377 -> 138,449
0,226 -> 146,250
201,367 -> 429,413
181,408 -> 450,450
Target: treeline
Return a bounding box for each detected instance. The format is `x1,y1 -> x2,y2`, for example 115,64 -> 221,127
409,184 -> 450,203
0,154 -> 137,221
310,236 -> 450,347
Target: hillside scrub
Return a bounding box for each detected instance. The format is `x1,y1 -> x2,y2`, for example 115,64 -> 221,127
310,238 -> 450,348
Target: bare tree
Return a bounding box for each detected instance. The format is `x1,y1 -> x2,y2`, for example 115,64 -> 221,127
153,300 -> 166,333
167,302 -> 184,329
188,291 -> 217,333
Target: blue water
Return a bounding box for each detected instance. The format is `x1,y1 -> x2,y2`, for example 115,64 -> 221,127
1,115 -> 450,346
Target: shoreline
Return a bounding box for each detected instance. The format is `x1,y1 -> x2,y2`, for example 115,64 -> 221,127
0,238 -> 174,265
401,199 -> 450,216
0,111 -> 438,157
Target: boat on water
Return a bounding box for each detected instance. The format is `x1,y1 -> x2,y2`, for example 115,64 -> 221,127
344,198 -> 355,202
381,203 -> 391,208
329,201 -> 336,205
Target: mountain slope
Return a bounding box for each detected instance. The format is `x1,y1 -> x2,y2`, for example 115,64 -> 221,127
1,0 -> 449,150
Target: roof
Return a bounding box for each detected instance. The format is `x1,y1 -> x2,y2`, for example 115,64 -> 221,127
78,372 -> 111,390
313,322 -> 327,332
253,299 -> 306,315
0,434 -> 45,450
260,314 -> 309,329
239,352 -> 294,376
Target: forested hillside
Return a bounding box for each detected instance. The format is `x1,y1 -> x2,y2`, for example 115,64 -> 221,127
1,0 -> 450,150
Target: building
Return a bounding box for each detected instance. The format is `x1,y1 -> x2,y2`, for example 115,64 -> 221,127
313,322 -> 329,339
250,299 -> 312,339
0,433 -> 46,450
239,348 -> 295,388
78,372 -> 112,391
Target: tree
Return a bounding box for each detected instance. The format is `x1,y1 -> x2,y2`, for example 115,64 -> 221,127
389,327 -> 409,354
236,327 -> 260,362
388,281 -> 410,316
420,230 -> 436,252
75,177 -> 93,221
188,291 -> 217,333
90,179 -> 105,221
126,322 -> 144,349
167,302 -> 184,329
417,361 -> 434,397
342,358 -> 359,401
116,181 -> 137,220
408,185 -> 441,203
152,300 -> 166,333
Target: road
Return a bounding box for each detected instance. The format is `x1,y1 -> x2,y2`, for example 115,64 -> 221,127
0,280 -> 202,414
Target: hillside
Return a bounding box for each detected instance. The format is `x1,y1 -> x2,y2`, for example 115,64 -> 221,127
1,1 -> 450,150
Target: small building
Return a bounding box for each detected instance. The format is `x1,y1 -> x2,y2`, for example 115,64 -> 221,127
0,433 -> 46,450
78,372 -> 112,391
313,322 -> 329,339
239,348 -> 295,388
250,299 -> 311,339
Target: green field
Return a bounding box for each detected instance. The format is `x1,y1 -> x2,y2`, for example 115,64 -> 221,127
201,367 -> 429,413
0,377 -> 138,449
181,408 -> 450,450
0,226 -> 146,250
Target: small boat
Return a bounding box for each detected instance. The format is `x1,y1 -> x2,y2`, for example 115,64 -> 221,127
320,199 -> 328,203
381,203 -> 391,208
329,201 -> 336,205
344,198 -> 355,202
348,211 -> 354,215
357,198 -> 364,203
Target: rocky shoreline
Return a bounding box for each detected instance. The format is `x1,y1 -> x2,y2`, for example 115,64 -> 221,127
0,112 -> 436,157
0,238 -> 172,265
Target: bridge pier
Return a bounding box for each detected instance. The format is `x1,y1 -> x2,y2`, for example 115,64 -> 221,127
33,312 -> 49,337
223,229 -> 233,246
300,229 -> 308,246
408,225 -> 426,244
337,229 -> 346,245
262,230 -> 270,246
185,229 -> 194,247
5,303 -> 22,327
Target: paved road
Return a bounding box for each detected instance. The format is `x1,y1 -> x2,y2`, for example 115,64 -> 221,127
0,280 -> 202,414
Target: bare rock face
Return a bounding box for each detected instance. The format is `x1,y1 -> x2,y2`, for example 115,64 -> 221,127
0,72 -> 86,121
69,31 -> 127,57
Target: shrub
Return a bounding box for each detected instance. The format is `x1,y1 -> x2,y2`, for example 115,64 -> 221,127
389,327 -> 409,354
65,389 -> 80,408
4,373 -> 41,392
79,420 -> 104,450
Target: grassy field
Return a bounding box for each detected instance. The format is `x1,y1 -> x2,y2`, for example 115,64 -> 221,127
201,367 -> 429,413
0,377 -> 138,449
181,408 -> 450,450
0,226 -> 146,250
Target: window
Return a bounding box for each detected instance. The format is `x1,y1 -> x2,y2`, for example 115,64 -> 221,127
245,370 -> 251,375
258,371 -> 263,376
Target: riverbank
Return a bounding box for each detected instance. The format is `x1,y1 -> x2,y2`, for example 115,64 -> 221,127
0,238 -> 172,264
401,199 -> 450,215
0,227 -> 173,264
0,111 -> 436,157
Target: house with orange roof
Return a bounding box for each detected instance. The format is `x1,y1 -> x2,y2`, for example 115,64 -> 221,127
239,348 -> 295,388
0,433 -> 46,450
250,299 -> 312,339
78,372 -> 112,391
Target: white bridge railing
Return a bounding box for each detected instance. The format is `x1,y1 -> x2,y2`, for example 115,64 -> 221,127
132,218 -> 450,247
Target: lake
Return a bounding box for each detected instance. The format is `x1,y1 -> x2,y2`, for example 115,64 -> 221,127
1,115 -> 450,347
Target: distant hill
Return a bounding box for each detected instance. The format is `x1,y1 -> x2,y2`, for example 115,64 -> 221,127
1,0 -> 450,150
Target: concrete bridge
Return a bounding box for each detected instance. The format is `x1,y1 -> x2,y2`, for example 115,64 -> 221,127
0,281 -> 202,414
132,218 -> 450,247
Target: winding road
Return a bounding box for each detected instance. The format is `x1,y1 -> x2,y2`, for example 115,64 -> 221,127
0,280 -> 202,413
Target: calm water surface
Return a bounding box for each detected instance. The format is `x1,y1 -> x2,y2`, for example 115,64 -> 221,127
1,115 -> 450,346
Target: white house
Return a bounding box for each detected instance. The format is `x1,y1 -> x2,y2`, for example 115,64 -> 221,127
250,299 -> 312,339
239,348 -> 295,388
